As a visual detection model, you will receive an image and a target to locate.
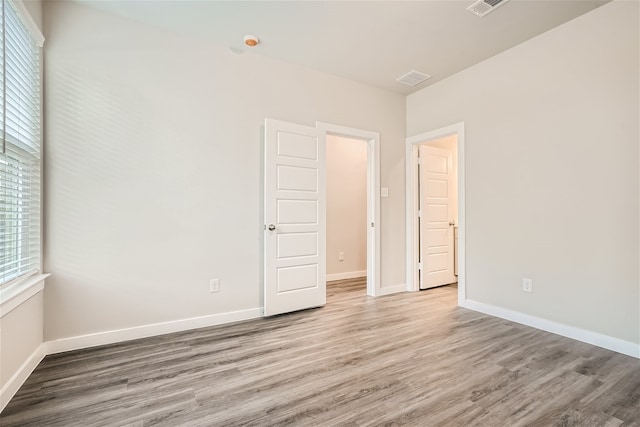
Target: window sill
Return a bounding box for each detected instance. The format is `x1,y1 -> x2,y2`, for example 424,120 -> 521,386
0,273 -> 50,318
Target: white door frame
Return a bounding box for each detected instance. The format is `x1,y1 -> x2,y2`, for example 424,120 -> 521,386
405,122 -> 466,305
317,122 -> 381,297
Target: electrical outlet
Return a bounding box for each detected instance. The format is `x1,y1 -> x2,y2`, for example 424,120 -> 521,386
209,278 -> 220,293
339,251 -> 344,261
522,278 -> 532,293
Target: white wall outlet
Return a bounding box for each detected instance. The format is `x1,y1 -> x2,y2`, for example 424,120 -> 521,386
209,278 -> 220,293
338,251 -> 344,261
522,277 -> 532,293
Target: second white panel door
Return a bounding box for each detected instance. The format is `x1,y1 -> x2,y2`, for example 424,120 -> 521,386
419,145 -> 456,289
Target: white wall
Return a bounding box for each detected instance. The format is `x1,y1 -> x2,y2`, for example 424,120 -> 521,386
326,135 -> 367,279
42,1 -> 406,343
22,0 -> 42,29
0,293 -> 43,395
407,0 -> 639,345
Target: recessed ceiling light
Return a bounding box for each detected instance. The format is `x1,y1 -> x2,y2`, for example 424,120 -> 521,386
244,35 -> 260,47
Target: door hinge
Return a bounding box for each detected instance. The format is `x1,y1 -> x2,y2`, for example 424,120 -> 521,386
417,157 -> 422,165
418,262 -> 423,271
417,210 -> 422,218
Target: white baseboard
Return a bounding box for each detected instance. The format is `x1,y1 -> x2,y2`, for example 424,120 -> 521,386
460,299 -> 640,359
45,307 -> 263,355
375,283 -> 406,296
0,343 -> 45,413
326,270 -> 367,282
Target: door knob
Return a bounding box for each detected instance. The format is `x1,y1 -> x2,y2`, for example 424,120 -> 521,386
449,221 -> 456,226
268,224 -> 276,231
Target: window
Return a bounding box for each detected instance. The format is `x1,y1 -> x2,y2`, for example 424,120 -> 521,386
0,0 -> 43,288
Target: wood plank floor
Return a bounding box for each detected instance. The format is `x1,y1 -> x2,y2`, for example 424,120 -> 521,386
2,278 -> 639,426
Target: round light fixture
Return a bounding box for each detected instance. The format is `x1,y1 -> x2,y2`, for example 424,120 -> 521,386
244,35 -> 260,47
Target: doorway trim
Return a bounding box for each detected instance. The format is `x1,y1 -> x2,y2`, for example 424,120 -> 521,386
405,122 -> 465,305
317,122 -> 381,297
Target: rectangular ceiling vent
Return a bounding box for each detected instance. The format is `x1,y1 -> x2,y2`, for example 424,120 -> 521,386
396,70 -> 431,87
467,0 -> 510,17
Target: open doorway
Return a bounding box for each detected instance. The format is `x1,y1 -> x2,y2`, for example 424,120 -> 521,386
406,122 -> 466,305
318,122 -> 381,298
326,135 -> 368,293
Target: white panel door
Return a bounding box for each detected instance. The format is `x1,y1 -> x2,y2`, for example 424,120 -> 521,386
419,145 -> 456,289
264,119 -> 325,316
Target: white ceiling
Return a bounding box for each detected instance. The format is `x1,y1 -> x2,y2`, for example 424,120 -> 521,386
76,0 -> 610,95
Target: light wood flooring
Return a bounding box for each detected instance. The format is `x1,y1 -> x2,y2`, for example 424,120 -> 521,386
1,278 -> 639,426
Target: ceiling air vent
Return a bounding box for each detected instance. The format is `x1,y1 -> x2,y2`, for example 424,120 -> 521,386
467,0 -> 510,17
396,70 -> 431,87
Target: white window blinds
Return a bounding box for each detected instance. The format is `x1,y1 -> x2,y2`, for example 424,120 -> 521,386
0,0 -> 43,286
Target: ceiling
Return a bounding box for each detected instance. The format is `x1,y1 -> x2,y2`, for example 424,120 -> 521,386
76,0 -> 610,95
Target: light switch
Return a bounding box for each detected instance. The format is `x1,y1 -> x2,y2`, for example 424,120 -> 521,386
381,187 -> 389,198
